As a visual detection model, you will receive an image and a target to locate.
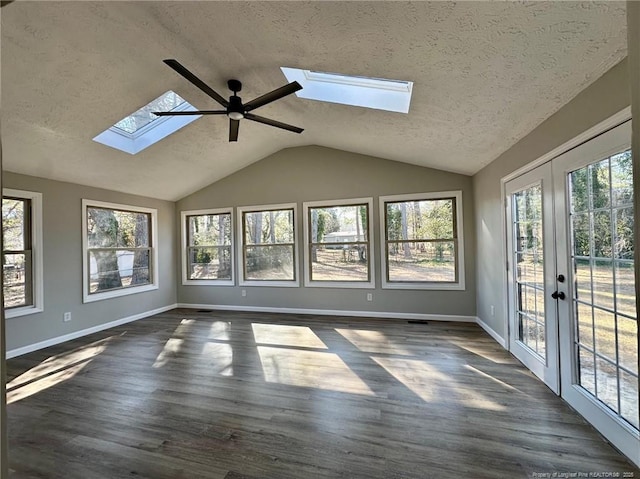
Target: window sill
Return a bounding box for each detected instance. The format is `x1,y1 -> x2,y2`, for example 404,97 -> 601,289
239,280 -> 299,288
83,283 -> 159,303
182,279 -> 234,286
381,282 -> 465,291
304,281 -> 375,289
5,306 -> 44,319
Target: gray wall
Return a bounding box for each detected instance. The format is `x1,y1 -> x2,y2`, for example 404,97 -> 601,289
473,58 -> 630,339
177,146 -> 476,317
3,172 -> 177,352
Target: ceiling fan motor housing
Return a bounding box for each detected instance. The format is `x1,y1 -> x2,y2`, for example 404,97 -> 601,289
228,94 -> 244,118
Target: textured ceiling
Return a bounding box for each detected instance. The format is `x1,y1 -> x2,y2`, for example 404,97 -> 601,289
1,1 -> 628,201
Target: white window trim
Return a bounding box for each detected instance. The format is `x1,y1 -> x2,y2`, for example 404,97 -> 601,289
181,208 -> 235,286
379,191 -> 465,291
237,203 -> 299,287
302,197 -> 375,289
82,199 -> 159,303
3,188 -> 44,318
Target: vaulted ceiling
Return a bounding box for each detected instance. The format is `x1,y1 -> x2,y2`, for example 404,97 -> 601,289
1,1 -> 628,201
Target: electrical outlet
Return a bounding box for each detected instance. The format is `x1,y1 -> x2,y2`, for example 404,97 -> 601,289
63,312 -> 72,322
241,289 -> 247,297
367,293 -> 373,301
490,305 -> 495,317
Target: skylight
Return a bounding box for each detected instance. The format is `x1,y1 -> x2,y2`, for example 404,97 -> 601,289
93,91 -> 201,155
280,67 -> 413,113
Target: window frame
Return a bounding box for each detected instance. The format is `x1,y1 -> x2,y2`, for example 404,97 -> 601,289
379,191 -> 465,290
302,197 -> 375,289
82,199 -> 159,303
2,189 -> 44,318
237,203 -> 299,287
181,208 -> 235,286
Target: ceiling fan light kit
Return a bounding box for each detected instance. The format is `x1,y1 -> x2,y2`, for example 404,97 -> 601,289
153,59 -> 304,142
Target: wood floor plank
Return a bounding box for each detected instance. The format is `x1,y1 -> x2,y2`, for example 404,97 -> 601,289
7,309 -> 639,478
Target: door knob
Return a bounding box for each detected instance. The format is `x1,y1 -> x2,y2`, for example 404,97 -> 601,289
551,291 -> 565,300
557,274 -> 565,283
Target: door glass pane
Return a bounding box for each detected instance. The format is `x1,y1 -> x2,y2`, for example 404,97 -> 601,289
512,184 -> 546,359
568,149 -> 638,430
578,346 -> 596,395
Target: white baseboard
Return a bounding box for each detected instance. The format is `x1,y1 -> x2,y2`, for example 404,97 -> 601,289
475,316 -> 507,348
6,303 -> 178,359
176,303 -> 476,323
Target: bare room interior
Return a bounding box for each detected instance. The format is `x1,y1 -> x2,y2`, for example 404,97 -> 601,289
0,1 -> 639,477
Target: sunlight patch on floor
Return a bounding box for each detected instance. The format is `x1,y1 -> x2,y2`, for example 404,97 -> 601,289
464,364 -> 527,396
372,356 -> 506,410
450,341 -> 512,364
208,320 -> 231,340
258,346 -> 373,395
7,337 -> 113,404
153,338 -> 183,368
252,323 -> 327,349
371,356 -> 447,402
202,342 -> 234,376
335,328 -> 412,355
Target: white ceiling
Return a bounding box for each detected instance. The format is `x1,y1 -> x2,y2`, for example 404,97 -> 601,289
1,1 -> 627,201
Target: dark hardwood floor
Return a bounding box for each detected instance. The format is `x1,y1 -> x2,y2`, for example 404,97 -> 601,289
6,309 -> 639,478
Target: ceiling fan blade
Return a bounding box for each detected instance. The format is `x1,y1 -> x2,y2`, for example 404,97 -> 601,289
229,119 -> 240,142
152,110 -> 227,116
244,113 -> 303,134
163,59 -> 229,108
243,81 -> 302,112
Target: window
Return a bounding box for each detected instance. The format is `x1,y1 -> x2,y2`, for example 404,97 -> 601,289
82,200 -> 158,302
182,209 -> 234,285
380,191 -> 465,290
92,91 -> 201,155
238,204 -> 298,286
281,67 -> 413,113
2,189 -> 43,317
303,198 -> 374,288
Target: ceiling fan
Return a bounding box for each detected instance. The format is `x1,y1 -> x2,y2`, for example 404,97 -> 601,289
153,59 -> 304,142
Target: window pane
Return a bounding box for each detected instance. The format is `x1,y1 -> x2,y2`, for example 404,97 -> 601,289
618,317 -> 638,375
87,208 -> 150,248
593,308 -> 616,361
3,198 -> 29,251
578,346 -> 596,395
309,205 -> 368,243
188,246 -> 232,280
592,210 -> 611,258
387,241 -> 455,282
615,261 -> 636,318
245,245 -> 294,280
611,150 -> 633,207
571,213 -> 590,257
570,167 -> 589,213
589,158 -> 610,210
595,356 -> 619,413
620,369 -> 639,429
310,244 -> 369,281
386,199 -> 453,241
189,213 -> 231,246
614,207 -> 634,259
3,252 -> 30,308
244,209 -> 293,245
89,249 -> 150,293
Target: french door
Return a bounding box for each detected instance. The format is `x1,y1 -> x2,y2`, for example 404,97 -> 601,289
507,120 -> 639,464
506,163 -> 559,393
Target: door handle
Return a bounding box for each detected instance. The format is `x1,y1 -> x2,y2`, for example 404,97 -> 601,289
551,291 -> 565,300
